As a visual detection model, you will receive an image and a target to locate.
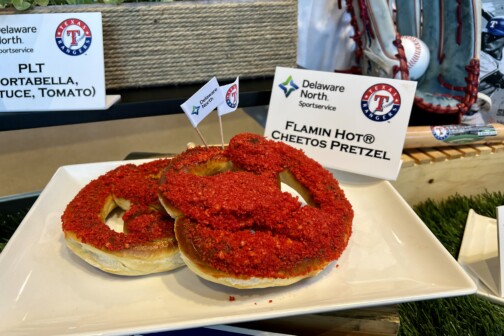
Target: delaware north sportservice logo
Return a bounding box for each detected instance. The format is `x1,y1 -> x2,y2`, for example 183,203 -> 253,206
361,84 -> 401,122
191,105 -> 200,115
279,75 -> 299,97
55,18 -> 92,56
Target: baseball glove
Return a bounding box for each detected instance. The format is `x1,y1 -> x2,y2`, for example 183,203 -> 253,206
345,0 -> 481,120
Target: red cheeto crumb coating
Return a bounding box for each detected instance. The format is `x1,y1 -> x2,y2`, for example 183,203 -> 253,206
227,133 -> 352,219
62,159 -> 174,251
168,146 -> 226,173
159,133 -> 353,279
161,171 -> 299,231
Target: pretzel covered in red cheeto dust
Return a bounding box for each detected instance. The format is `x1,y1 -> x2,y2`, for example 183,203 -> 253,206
159,133 -> 353,288
62,159 -> 184,276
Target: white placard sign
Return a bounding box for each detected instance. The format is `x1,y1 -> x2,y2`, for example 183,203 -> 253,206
499,206 -> 504,295
459,206 -> 504,300
264,67 -> 417,180
0,13 -> 106,112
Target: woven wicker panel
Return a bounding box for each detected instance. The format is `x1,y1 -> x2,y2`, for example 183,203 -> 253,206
4,0 -> 297,89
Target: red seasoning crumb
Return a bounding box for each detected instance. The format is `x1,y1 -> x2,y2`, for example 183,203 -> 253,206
158,133 -> 354,281
229,296 -> 236,302
61,159 -> 174,251
162,169 -> 350,278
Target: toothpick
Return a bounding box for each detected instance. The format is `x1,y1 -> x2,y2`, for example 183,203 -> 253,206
218,115 -> 225,149
194,126 -> 208,147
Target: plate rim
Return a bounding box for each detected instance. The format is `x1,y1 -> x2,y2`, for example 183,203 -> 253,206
0,159 -> 477,335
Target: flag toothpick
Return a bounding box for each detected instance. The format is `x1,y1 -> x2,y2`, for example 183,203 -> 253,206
218,116 -> 225,149
217,76 -> 240,149
194,126 -> 208,148
180,76 -> 239,149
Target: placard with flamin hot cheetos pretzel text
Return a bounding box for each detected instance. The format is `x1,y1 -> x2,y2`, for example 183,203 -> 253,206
264,67 -> 417,181
0,13 -> 106,112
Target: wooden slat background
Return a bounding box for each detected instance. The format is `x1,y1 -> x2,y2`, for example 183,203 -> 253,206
393,141 -> 504,205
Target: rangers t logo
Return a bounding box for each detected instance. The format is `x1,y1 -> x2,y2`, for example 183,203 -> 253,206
361,84 -> 401,122
55,18 -> 92,56
431,126 -> 450,141
225,84 -> 238,109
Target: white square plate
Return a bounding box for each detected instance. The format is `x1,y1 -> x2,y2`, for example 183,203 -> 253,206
0,160 -> 476,336
458,209 -> 504,305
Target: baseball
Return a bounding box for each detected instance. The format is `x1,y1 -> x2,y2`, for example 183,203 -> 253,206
400,36 -> 430,80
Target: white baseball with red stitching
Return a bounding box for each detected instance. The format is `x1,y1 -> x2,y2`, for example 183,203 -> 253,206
401,36 -> 430,80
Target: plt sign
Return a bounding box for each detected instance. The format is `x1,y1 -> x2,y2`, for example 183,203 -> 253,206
0,13 -> 105,112
264,67 -> 417,180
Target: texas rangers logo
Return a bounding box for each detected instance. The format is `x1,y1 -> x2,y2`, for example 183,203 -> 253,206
361,84 -> 401,122
431,126 -> 450,141
55,18 -> 92,56
225,83 -> 238,108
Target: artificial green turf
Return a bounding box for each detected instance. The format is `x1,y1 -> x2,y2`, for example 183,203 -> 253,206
1,192 -> 504,335
397,192 -> 504,336
0,207 -> 29,252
